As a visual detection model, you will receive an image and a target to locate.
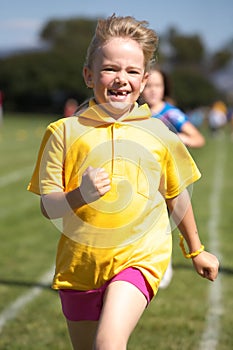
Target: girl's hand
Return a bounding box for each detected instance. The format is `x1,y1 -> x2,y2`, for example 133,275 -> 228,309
192,251 -> 219,281
79,166 -> 111,204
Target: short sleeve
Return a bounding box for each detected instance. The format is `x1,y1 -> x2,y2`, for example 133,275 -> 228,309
165,108 -> 188,132
27,121 -> 65,195
159,132 -> 201,199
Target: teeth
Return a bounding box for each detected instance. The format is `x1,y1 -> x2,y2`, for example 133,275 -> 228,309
111,91 -> 127,96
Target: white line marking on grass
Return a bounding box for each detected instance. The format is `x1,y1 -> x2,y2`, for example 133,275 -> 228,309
199,137 -> 225,350
0,268 -> 54,333
0,166 -> 32,188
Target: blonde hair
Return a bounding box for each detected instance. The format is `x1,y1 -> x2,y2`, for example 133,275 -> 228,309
85,14 -> 158,71
212,101 -> 227,114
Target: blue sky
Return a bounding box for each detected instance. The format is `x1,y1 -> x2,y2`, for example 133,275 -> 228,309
1,0 -> 233,52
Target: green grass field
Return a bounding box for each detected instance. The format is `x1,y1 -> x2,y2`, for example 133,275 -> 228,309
0,114 -> 232,350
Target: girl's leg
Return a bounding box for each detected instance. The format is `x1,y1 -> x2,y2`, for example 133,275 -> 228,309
66,320 -> 98,350
94,280 -> 147,350
159,259 -> 173,289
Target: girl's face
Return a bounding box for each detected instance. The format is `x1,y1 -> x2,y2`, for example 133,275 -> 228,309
83,37 -> 148,118
141,70 -> 165,108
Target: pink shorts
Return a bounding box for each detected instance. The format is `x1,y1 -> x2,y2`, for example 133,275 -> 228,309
59,267 -> 154,321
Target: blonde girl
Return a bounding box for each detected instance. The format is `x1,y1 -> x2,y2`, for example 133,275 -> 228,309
28,14 -> 219,350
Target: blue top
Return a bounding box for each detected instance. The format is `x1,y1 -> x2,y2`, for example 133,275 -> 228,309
151,102 -> 188,133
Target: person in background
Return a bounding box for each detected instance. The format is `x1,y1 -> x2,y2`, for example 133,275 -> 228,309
28,15 -> 218,349
64,98 -> 79,117
208,100 -> 227,137
141,63 -> 206,288
141,63 -> 205,148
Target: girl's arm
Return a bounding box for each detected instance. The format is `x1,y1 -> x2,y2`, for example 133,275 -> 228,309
178,121 -> 205,148
166,189 -> 219,281
41,166 -> 111,219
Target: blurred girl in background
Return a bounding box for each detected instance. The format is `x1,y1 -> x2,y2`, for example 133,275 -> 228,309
141,63 -> 205,288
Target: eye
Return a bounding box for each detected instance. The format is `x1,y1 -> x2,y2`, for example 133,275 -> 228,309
102,67 -> 116,72
128,69 -> 141,75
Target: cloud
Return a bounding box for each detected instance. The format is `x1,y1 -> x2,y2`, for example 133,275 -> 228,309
0,18 -> 42,30
0,19 -> 44,48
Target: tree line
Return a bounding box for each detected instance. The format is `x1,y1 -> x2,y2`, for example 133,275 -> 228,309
0,17 -> 232,115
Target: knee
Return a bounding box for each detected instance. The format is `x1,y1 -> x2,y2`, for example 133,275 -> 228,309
94,333 -> 127,350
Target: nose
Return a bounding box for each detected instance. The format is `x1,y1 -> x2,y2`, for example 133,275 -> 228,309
114,72 -> 127,85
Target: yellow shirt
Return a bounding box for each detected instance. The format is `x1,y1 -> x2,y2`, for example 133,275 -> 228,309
28,101 -> 201,295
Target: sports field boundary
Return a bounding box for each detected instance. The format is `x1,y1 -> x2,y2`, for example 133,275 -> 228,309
0,166 -> 32,188
199,136 -> 225,350
0,268 -> 54,333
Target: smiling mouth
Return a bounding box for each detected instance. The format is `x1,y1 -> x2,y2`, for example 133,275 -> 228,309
109,90 -> 129,96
